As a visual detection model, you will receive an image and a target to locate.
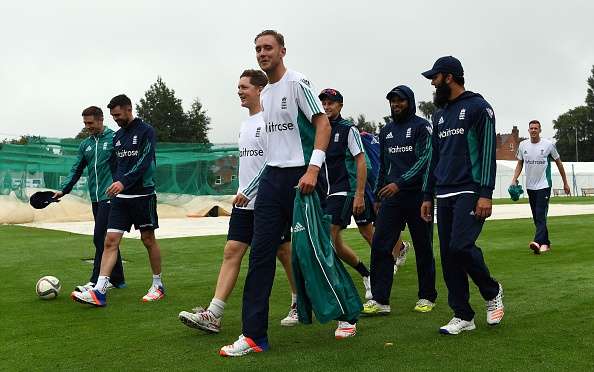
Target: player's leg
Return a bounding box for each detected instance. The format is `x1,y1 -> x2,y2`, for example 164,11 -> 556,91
76,201 -> 102,292
90,200 -> 125,289
276,239 -> 299,326
357,223 -> 374,247
527,189 -> 541,253
364,199 -> 404,315
449,194 -> 502,327
533,187 -> 551,251
406,195 -> 437,312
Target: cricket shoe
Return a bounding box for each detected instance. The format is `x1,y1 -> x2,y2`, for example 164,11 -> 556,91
219,335 -> 269,357
74,282 -> 95,292
414,299 -> 435,313
179,307 -> 221,333
439,317 -> 476,335
335,321 -> 357,339
70,289 -> 106,307
361,300 -> 391,316
486,283 -> 504,325
280,304 -> 299,326
539,244 -> 550,253
395,241 -> 410,267
362,276 -> 372,300
142,285 -> 165,302
529,241 -> 541,254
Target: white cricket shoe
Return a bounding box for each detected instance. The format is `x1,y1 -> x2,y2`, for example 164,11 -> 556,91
362,276 -> 372,300
179,307 -> 221,333
486,283 -> 504,325
219,335 -> 269,357
74,282 -> 95,292
396,241 -> 410,267
280,305 -> 299,326
335,321 -> 357,339
439,317 -> 476,335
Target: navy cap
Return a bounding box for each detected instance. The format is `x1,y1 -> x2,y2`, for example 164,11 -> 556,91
386,87 -> 407,100
422,56 -> 464,79
29,191 -> 60,209
318,88 -> 343,103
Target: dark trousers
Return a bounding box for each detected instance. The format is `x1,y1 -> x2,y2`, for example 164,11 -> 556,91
370,191 -> 437,305
242,166 -> 307,340
91,200 -> 125,285
527,187 -> 551,245
436,194 -> 499,321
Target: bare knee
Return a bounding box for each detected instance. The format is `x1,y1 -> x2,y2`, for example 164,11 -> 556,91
104,233 -> 122,251
140,231 -> 156,247
223,241 -> 247,263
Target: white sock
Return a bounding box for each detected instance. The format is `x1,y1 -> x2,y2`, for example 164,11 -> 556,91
152,273 -> 163,288
207,298 -> 226,318
291,292 -> 297,306
94,276 -> 110,294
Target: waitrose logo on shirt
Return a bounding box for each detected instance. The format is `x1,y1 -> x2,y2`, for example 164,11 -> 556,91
266,122 -> 295,132
438,128 -> 465,139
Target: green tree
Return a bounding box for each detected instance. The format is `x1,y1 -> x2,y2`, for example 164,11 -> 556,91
553,65 -> 594,161
418,101 -> 437,121
182,98 -> 211,145
354,114 -> 377,134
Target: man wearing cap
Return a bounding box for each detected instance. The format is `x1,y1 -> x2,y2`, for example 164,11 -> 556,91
318,88 -> 372,303
511,119 -> 570,254
420,56 -> 504,335
53,106 -> 126,292
362,85 -> 437,316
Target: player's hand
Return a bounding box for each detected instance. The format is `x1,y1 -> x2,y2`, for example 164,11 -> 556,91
420,201 -> 433,222
298,165 -> 319,194
353,194 -> 365,216
233,193 -> 249,207
374,202 -> 381,215
474,197 -> 492,219
378,183 -> 399,199
106,181 -> 124,197
563,184 -> 571,195
52,191 -> 64,200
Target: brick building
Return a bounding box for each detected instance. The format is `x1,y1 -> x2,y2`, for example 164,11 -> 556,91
496,126 -> 523,160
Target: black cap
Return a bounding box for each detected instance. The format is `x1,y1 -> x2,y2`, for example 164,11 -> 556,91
422,56 -> 464,79
318,88 -> 343,103
386,87 -> 407,100
29,191 -> 60,209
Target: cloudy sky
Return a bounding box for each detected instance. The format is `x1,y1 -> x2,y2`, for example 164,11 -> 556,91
1,1 -> 592,143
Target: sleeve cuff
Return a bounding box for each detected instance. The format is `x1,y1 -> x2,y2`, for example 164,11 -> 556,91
423,193 -> 434,202
479,187 -> 493,199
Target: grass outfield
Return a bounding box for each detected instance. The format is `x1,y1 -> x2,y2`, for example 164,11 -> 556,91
492,196 -> 594,205
2,215 -> 594,371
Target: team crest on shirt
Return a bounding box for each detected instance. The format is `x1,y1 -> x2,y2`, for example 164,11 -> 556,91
459,108 -> 466,120
115,140 -> 121,147
133,135 -> 138,145
524,150 -> 528,154
85,145 -> 92,152
386,132 -> 393,139
438,116 -> 444,126
281,97 -> 287,110
486,108 -> 494,118
103,142 -> 108,150
406,128 -> 412,138
540,149 -> 544,155
334,133 -> 340,142
255,127 -> 261,137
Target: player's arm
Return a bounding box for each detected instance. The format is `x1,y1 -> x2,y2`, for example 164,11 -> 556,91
395,123 -> 432,189
56,142 -> 88,198
551,144 -> 570,194
421,120 -> 438,222
474,106 -> 497,219
295,80 -> 330,194
374,127 -> 387,197
236,161 -> 268,206
511,160 -> 523,185
347,126 -> 366,215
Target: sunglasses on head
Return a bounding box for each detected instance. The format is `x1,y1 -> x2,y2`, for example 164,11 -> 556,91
321,89 -> 338,96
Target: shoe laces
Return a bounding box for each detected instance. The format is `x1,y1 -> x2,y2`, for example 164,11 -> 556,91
337,321 -> 355,329
486,287 -> 503,311
288,307 -> 298,318
448,317 -> 463,326
364,300 -> 377,307
416,299 -> 432,307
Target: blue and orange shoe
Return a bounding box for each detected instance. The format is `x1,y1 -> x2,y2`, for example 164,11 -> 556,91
142,285 -> 165,302
70,289 -> 106,307
219,335 -> 269,357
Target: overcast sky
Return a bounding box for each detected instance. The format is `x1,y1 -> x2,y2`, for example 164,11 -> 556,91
1,1 -> 592,143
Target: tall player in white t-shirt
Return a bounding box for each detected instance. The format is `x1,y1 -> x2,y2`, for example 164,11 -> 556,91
511,120 -> 570,254
219,30 -> 333,357
178,70 -> 298,334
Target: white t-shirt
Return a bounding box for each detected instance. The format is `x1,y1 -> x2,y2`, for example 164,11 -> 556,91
260,69 -> 324,167
237,112 -> 266,210
517,138 -> 560,190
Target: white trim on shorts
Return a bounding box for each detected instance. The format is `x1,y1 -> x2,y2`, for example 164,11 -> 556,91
107,228 -> 126,234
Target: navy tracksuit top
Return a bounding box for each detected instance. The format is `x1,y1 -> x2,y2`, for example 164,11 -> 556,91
423,91 -> 497,200
112,118 -> 157,195
376,85 -> 432,194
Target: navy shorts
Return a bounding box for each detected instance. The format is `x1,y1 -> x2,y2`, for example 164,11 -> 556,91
227,207 -> 290,245
325,195 -> 376,229
107,194 -> 159,233
354,196 -> 376,226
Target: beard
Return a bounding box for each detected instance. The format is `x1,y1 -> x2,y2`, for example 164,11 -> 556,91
433,81 -> 451,108
391,108 -> 408,122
